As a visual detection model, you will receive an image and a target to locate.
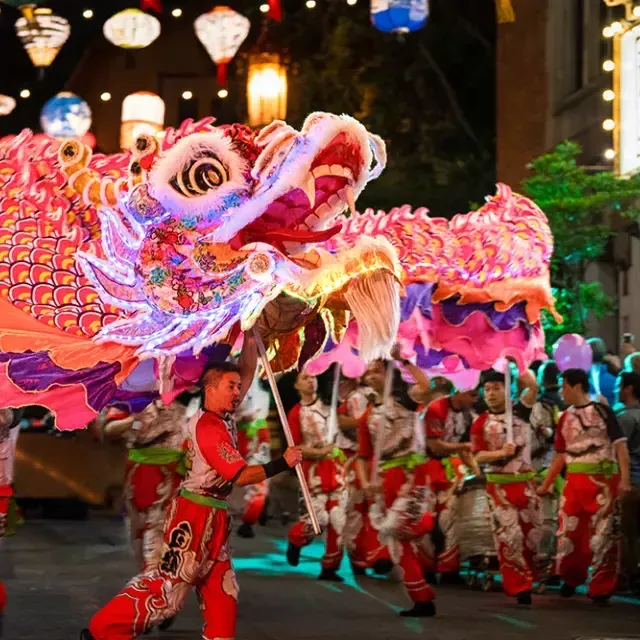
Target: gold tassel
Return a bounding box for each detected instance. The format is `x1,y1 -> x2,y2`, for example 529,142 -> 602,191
497,0 -> 515,23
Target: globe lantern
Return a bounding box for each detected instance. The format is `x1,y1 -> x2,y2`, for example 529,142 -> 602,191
40,92 -> 92,139
247,52 -> 288,127
370,0 -> 429,33
103,8 -> 161,49
194,6 -> 250,88
121,91 -> 166,150
0,95 -> 16,116
15,7 -> 70,68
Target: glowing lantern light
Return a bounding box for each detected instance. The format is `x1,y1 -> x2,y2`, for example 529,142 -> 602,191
194,6 -> 250,88
120,91 -> 165,150
370,0 -> 429,33
40,92 -> 92,139
103,8 -> 161,49
247,52 -> 288,127
15,7 -> 70,68
0,95 -> 16,116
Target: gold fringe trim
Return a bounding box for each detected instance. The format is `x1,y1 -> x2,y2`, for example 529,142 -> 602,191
497,0 -> 515,23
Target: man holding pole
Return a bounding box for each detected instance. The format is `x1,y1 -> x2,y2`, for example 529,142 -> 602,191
81,334 -> 303,640
286,372 -> 348,581
471,368 -> 541,605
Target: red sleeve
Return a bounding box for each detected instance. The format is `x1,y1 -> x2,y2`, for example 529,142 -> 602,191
257,427 -> 271,446
196,414 -> 247,482
425,398 -> 446,439
337,401 -> 348,415
554,411 -> 567,453
288,404 -> 302,446
357,406 -> 373,458
471,412 -> 489,453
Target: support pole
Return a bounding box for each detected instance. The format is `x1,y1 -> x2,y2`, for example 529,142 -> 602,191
505,363 -> 514,444
252,327 -> 321,535
326,362 -> 341,444
371,360 -> 395,486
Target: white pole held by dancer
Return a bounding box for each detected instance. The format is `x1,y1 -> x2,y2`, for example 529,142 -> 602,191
251,326 -> 321,535
327,362 -> 341,444
371,359 -> 395,486
505,362 -> 514,445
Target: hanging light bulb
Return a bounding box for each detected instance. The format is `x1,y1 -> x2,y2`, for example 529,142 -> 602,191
15,7 -> 70,68
604,149 -> 616,160
603,59 -> 615,72
104,9 -> 161,49
194,7 -> 250,89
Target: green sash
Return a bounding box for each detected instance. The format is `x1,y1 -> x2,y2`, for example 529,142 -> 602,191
128,447 -> 187,476
237,418 -> 267,439
567,461 -> 619,479
486,471 -> 536,485
380,452 -> 427,472
180,488 -> 228,510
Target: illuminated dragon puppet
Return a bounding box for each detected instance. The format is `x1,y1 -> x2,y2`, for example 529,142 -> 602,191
0,114 -> 400,429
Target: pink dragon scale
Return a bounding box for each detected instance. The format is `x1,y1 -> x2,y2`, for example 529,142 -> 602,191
0,113 -> 559,429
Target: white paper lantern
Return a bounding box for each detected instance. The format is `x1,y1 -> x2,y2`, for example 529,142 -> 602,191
121,91 -> 166,150
104,9 -> 161,50
194,6 -> 250,86
15,7 -> 70,68
0,95 -> 16,116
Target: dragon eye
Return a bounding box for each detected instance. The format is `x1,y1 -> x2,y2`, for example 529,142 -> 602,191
170,156 -> 229,198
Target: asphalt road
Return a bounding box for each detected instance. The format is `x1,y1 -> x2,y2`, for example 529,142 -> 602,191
2,514 -> 640,640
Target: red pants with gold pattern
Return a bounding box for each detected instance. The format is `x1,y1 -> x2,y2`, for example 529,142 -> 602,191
90,495 -> 237,640
0,483 -> 10,614
367,465 -> 436,604
486,480 -> 543,596
288,458 -> 346,570
342,451 -> 369,569
556,473 -> 620,598
125,461 -> 181,572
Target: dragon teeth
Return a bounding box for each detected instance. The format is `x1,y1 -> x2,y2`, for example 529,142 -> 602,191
345,184 -> 356,215
301,174 -> 316,208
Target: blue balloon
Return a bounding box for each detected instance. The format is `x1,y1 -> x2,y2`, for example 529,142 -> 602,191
40,91 -> 92,139
371,0 -> 429,33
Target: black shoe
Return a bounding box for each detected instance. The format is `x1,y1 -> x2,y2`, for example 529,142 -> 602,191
351,566 -> 367,576
399,601 -> 436,617
286,543 -> 301,567
560,583 -> 575,598
516,591 -> 532,606
592,595 -> 611,607
237,522 -> 255,538
158,616 -> 175,631
318,568 -> 344,582
372,559 -> 394,575
80,631 -> 95,640
439,572 -> 466,586
424,571 -> 438,585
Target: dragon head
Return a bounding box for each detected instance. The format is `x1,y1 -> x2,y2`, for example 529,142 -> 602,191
59,114 -> 399,360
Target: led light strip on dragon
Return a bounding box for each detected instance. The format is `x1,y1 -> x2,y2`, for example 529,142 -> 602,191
0,114 -> 559,430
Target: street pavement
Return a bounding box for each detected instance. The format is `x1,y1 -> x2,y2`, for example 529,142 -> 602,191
2,514 -> 640,640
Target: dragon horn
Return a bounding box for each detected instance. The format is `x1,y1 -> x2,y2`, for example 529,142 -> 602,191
58,139 -> 125,208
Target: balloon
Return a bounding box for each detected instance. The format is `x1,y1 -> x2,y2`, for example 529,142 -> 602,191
552,334 -> 593,372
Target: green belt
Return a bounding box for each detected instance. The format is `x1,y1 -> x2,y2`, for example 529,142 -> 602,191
129,447 -> 187,476
486,471 -> 536,485
441,456 -> 460,482
179,488 -> 228,510
567,461 -> 619,479
237,418 -> 267,439
536,468 -> 565,495
330,447 -> 347,463
381,452 -> 426,472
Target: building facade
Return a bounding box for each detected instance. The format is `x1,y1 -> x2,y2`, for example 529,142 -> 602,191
497,0 -> 639,349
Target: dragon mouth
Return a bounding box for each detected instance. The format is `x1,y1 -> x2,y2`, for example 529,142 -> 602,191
233,132 -> 364,254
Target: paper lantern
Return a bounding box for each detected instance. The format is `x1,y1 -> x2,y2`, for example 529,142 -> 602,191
120,91 -> 166,150
15,7 -> 70,68
370,0 -> 429,33
40,92 -> 92,139
247,52 -> 288,127
0,95 -> 16,116
194,6 -> 250,87
103,8 -> 161,49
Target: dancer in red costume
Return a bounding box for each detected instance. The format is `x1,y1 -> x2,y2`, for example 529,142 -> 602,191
357,361 -> 436,617
235,377 -> 272,538
81,335 -> 302,640
537,367 -> 631,604
423,388 -> 478,581
337,376 -> 374,574
0,408 -> 21,635
471,367 -> 541,605
286,372 -> 348,581
103,400 -> 188,574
